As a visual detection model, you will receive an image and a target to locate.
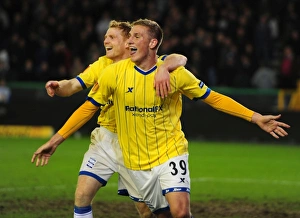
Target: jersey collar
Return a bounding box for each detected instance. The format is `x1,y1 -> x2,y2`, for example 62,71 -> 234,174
134,65 -> 157,75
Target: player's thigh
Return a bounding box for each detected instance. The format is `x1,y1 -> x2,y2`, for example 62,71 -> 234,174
165,191 -> 190,216
134,201 -> 172,218
75,175 -> 103,206
134,201 -> 154,218
76,175 -> 103,195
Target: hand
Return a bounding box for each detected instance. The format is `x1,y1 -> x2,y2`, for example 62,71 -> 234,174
31,133 -> 64,166
154,65 -> 171,98
45,81 -> 60,97
31,143 -> 56,166
252,113 -> 290,139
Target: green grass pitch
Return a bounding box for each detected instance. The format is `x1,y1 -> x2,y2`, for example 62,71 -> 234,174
0,137 -> 300,217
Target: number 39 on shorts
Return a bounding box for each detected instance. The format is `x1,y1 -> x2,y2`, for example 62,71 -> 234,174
169,159 -> 187,176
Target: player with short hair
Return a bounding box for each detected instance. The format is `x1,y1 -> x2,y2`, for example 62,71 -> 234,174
83,18 -> 290,217
31,20 -> 187,218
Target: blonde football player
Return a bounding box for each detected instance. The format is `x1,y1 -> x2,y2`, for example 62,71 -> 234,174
83,19 -> 290,217
31,20 -> 187,218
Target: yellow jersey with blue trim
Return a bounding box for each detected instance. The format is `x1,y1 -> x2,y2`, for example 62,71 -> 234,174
76,56 -> 113,89
88,58 -> 210,170
77,56 -> 116,132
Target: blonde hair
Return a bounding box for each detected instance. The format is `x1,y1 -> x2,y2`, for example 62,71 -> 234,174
109,20 -> 131,39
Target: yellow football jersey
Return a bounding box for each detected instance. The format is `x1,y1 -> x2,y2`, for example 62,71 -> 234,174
75,56 -> 116,133
77,56 -> 113,88
89,58 -> 211,170
77,55 -> 170,133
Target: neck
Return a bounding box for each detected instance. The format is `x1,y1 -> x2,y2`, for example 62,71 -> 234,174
134,53 -> 157,71
112,54 -> 130,63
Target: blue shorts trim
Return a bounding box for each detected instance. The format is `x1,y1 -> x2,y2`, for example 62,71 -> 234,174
129,195 -> 144,202
118,189 -> 129,196
79,171 -> 107,186
162,187 -> 190,196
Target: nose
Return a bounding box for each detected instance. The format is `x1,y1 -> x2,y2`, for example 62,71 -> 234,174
103,37 -> 109,44
127,35 -> 134,44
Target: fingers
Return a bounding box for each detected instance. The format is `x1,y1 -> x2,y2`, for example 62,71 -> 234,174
277,121 -> 291,128
46,85 -> 55,97
159,83 -> 168,98
35,154 -> 41,166
270,126 -> 289,139
155,82 -> 171,98
270,131 -> 279,139
46,89 -> 55,97
31,153 -> 50,166
45,81 -> 58,97
31,153 -> 37,164
41,156 -> 46,166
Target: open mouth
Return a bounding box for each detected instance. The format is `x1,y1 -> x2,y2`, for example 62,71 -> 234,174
130,47 -> 137,55
106,47 -> 112,51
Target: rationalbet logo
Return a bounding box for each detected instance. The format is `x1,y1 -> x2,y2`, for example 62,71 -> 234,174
125,105 -> 163,112
125,105 -> 163,117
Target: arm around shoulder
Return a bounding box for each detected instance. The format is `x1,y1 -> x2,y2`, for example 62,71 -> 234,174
154,54 -> 188,98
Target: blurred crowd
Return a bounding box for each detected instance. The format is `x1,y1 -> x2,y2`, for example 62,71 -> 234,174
0,0 -> 300,89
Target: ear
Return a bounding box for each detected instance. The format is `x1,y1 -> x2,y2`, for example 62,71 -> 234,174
149,39 -> 158,49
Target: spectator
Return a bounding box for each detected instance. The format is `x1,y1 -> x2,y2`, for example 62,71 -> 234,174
0,79 -> 11,117
254,13 -> 272,65
1,0 -> 299,88
278,45 -> 297,89
251,62 -> 277,89
234,55 -> 255,88
0,49 -> 9,81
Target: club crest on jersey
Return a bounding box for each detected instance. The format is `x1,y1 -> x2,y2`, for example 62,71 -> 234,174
126,87 -> 134,93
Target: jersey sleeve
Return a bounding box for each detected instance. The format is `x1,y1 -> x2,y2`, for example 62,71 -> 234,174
175,67 -> 211,100
76,56 -> 113,89
86,63 -> 117,107
203,91 -> 254,121
158,54 -> 168,61
58,101 -> 99,138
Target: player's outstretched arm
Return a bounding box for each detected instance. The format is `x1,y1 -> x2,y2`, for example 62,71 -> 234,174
31,101 -> 99,166
251,113 -> 290,139
31,133 -> 65,166
154,54 -> 187,98
203,91 -> 290,139
45,78 -> 82,97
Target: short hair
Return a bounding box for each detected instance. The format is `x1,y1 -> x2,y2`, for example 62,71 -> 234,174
131,19 -> 163,50
109,20 -> 131,39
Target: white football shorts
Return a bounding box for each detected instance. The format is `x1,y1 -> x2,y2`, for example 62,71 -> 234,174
79,126 -> 170,213
127,154 -> 190,212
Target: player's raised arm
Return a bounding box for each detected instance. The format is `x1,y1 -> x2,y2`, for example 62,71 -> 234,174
45,78 -> 83,97
154,54 -> 187,98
